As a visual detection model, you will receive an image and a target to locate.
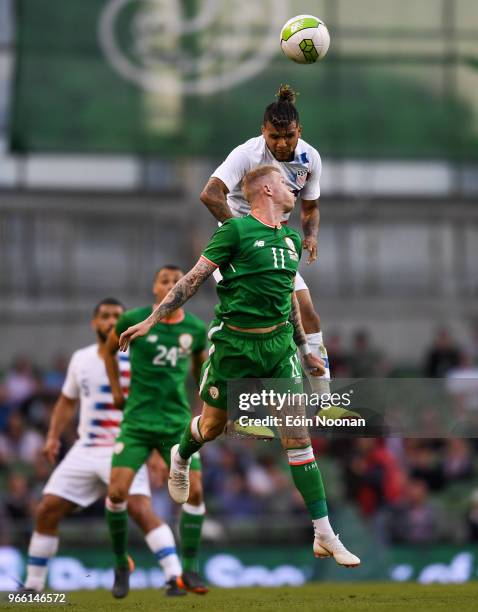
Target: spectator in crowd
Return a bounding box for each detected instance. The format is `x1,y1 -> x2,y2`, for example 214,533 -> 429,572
388,478 -> 442,544
3,472 -> 36,523
442,439 -> 474,483
446,352 -> 478,417
0,412 -> 44,466
326,332 -> 351,378
424,328 -> 461,378
466,489 -> 478,542
406,441 -> 444,492
349,330 -> 385,378
344,438 -> 405,517
2,355 -> 38,408
41,354 -> 68,394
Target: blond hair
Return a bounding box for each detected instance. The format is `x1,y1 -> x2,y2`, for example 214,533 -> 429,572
242,165 -> 280,203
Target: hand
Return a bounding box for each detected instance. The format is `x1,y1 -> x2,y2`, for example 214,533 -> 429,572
302,237 -> 318,264
119,320 -> 152,351
112,391 -> 125,410
43,436 -> 60,464
303,353 -> 326,377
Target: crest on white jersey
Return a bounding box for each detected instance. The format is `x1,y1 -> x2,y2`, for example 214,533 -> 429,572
296,169 -> 308,189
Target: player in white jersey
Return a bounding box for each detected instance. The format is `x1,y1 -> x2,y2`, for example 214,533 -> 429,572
200,85 -> 330,394
23,299 -> 185,598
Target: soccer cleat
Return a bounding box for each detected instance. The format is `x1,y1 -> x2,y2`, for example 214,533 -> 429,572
313,533 -> 360,567
111,555 -> 135,599
165,576 -> 187,597
168,444 -> 191,504
233,419 -> 275,440
177,570 -> 209,594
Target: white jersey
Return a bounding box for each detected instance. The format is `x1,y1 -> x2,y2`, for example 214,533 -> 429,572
62,343 -> 130,448
212,135 -> 322,220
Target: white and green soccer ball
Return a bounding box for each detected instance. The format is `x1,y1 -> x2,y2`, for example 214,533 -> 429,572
280,14 -> 330,64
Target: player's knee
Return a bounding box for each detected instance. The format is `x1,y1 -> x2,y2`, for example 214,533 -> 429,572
108,488 -> 128,504
281,436 -> 311,450
199,420 -> 222,441
36,497 -> 62,528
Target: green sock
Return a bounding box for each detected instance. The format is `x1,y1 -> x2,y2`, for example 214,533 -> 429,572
105,505 -> 129,568
178,419 -> 203,460
287,447 -> 328,519
180,507 -> 205,572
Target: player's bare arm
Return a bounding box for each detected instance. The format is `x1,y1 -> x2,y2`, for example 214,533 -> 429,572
290,293 -> 325,376
104,329 -> 125,409
301,198 -> 320,264
119,258 -> 216,350
44,394 -> 77,464
200,177 -> 234,222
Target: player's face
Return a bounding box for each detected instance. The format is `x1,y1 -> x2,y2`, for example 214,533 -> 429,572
153,268 -> 184,302
261,121 -> 301,162
272,172 -> 295,213
92,304 -> 124,342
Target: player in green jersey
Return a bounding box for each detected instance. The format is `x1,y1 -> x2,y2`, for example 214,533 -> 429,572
119,166 -> 361,568
200,86 -> 331,397
104,265 -> 209,596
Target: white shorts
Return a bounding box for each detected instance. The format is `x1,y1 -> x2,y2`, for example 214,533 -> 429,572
213,268 -> 308,291
43,442 -> 150,507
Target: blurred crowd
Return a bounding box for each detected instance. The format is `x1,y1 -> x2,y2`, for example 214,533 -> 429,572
1,326 -> 478,548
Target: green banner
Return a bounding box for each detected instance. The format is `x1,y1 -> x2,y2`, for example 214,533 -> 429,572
11,0 -> 478,158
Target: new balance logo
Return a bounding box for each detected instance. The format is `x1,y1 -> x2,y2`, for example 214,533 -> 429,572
254,240 -> 265,247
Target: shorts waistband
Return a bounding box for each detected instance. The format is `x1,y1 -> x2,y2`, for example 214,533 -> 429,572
223,320 -> 290,340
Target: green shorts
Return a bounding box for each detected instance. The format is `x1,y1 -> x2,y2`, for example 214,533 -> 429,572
112,424 -> 201,473
199,319 -> 303,410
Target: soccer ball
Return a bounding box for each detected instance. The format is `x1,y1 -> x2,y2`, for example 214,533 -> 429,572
280,14 -> 330,64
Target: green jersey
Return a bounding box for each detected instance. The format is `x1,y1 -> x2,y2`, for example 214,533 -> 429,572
116,307 -> 207,432
202,214 -> 302,328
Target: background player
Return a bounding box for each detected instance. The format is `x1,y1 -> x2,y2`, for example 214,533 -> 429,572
23,298 -> 184,597
200,85 -> 329,393
119,167 -> 360,568
104,266 -> 208,596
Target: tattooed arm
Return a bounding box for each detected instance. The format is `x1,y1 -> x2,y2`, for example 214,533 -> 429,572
290,292 -> 326,376
300,198 -> 320,264
119,258 -> 216,350
200,177 -> 234,223
290,292 -> 308,349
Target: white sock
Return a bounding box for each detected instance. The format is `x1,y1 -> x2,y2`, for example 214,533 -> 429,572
24,531 -> 59,591
313,516 -> 335,540
182,502 -> 206,515
301,332 -> 331,395
145,524 -> 182,580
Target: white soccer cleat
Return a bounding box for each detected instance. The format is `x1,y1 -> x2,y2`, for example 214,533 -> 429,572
168,444 -> 191,504
313,533 -> 361,567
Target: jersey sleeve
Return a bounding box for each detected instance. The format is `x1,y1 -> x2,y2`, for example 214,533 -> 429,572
201,219 -> 239,267
115,311 -> 133,337
61,353 -> 80,400
300,148 -> 322,201
211,145 -> 252,192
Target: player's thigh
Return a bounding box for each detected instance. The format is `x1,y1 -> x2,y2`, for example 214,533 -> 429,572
36,494 -> 77,522
111,428 -> 152,474
129,463 -> 152,497
199,322 -> 253,410
43,445 -> 105,508
109,467 -> 137,500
